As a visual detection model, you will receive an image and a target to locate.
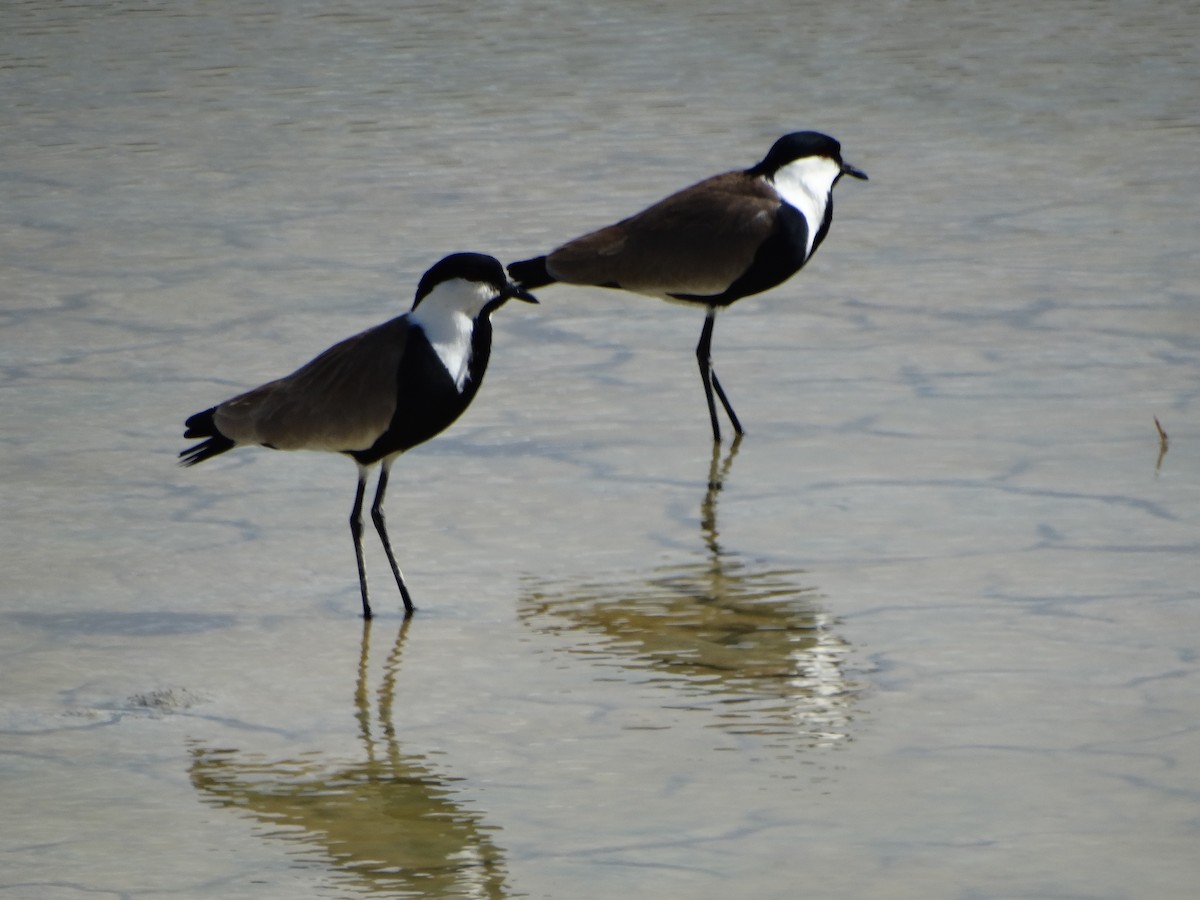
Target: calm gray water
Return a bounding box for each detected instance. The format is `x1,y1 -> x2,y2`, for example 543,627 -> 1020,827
2,1 -> 1198,898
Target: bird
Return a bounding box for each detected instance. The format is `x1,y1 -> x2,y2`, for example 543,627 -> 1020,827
507,130 -> 867,443
179,252 -> 538,619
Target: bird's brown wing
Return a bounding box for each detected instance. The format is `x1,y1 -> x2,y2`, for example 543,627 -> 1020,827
545,172 -> 779,298
214,316 -> 411,453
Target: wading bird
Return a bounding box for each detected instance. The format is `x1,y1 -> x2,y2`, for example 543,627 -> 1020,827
180,253 -> 537,618
508,131 -> 866,442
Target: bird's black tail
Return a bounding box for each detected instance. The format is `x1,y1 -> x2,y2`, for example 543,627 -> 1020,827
507,256 -> 556,290
179,406 -> 235,467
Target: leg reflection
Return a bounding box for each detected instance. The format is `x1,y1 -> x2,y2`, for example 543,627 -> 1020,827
519,436 -> 856,751
189,618 -> 509,895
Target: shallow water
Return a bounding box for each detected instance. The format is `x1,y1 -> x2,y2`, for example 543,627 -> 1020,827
3,1 -> 1199,898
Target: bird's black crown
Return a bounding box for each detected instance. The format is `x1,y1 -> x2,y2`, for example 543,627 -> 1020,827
414,253 -> 511,305
748,131 -> 844,177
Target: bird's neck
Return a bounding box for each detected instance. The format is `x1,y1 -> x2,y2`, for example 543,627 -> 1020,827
769,157 -> 840,258
409,281 -> 497,392
411,306 -> 476,392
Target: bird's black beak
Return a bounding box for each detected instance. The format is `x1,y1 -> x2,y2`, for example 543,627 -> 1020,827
841,161 -> 868,181
509,283 -> 539,304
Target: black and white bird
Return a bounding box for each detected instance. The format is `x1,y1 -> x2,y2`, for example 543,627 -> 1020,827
508,131 -> 867,443
179,253 -> 538,619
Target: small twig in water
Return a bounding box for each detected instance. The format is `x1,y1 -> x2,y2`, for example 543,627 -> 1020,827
1154,416 -> 1169,473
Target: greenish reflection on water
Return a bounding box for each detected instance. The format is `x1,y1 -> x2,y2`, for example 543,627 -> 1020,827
521,442 -> 857,749
188,619 -> 509,897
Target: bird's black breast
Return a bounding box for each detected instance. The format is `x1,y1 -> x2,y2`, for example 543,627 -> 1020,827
670,201 -> 812,307
719,201 -> 812,303
350,319 -> 493,465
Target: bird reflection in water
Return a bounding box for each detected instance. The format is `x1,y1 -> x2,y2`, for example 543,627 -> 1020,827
188,618 -> 510,897
521,439 -> 856,750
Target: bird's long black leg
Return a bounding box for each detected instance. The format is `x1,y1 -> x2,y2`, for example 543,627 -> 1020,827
350,467 -> 372,620
711,371 -> 744,438
370,459 -> 415,617
696,310 -> 722,442
696,309 -> 744,442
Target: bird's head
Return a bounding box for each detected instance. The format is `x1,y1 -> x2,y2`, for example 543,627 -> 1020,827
412,252 -> 539,318
749,131 -> 868,188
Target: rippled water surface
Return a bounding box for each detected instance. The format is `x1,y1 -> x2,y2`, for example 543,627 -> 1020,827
3,1 -> 1198,898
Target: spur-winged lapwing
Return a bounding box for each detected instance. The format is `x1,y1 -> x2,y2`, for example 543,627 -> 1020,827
179,253 -> 538,619
508,130 -> 866,442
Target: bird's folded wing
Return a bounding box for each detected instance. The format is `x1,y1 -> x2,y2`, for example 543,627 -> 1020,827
546,172 -> 779,298
214,316 -> 411,453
